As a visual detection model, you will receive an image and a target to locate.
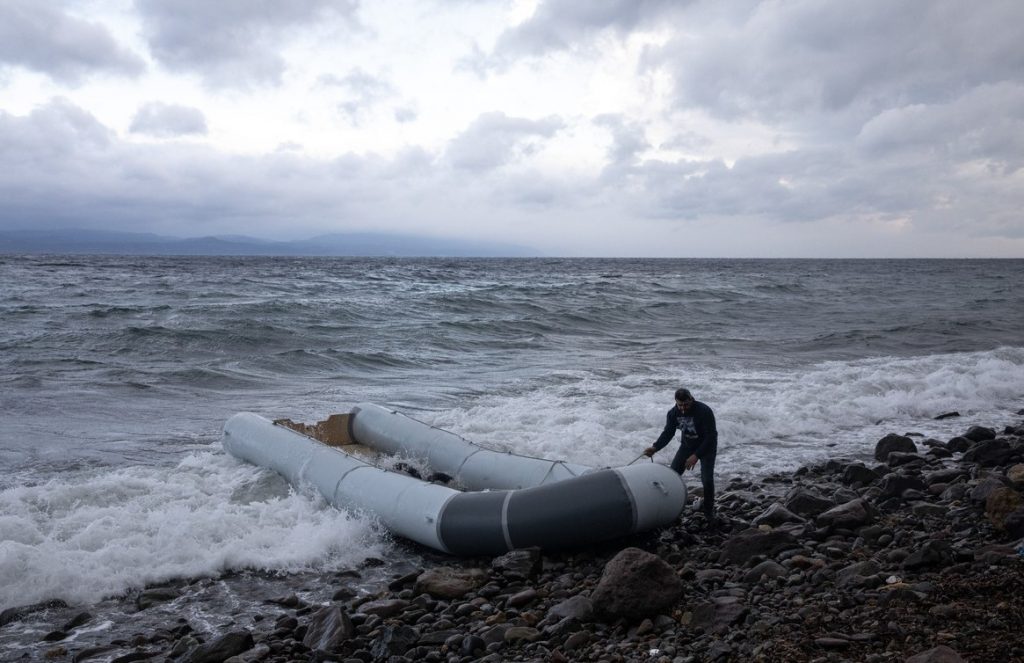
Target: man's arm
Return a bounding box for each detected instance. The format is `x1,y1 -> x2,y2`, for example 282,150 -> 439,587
645,409 -> 676,455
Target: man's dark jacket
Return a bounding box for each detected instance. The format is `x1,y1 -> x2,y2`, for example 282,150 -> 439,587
652,400 -> 718,458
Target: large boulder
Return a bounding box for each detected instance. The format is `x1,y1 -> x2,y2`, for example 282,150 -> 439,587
413,567 -> 487,599
875,434 -> 917,461
303,606 -> 353,654
590,548 -> 682,619
816,498 -> 877,529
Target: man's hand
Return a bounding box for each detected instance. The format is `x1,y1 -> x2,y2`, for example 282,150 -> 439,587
643,446 -> 657,457
685,454 -> 698,470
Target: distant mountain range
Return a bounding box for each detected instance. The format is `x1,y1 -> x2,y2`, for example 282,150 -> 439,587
0,229 -> 540,257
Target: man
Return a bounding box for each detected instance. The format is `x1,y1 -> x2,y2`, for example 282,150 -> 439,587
644,388 -> 718,525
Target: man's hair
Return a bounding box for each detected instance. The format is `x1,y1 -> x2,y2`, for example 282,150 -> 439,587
675,388 -> 694,402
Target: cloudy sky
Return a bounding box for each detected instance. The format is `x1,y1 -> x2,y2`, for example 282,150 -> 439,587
1,0 -> 1022,257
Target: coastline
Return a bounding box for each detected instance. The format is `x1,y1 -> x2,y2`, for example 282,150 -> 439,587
6,412 -> 1024,663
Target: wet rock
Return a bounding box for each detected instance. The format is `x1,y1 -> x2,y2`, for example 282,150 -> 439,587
546,595 -> 594,623
741,560 -> 787,583
963,438 -> 1015,466
946,436 -> 972,453
413,567 -> 487,599
816,498 -> 877,529
136,587 -> 181,610
963,426 -> 996,442
1008,464 -> 1024,487
842,462 -> 881,485
934,412 -> 961,420
358,598 -> 408,618
719,528 -> 798,565
905,644 -> 966,662
985,487 -> 1024,529
878,474 -> 927,500
902,540 -> 954,571
751,503 -> 805,527
186,631 -> 254,663
303,605 -> 353,653
971,477 -> 1008,505
689,597 -> 747,633
491,548 -> 541,579
507,587 -> 538,608
783,487 -> 833,517
875,433 -> 917,460
590,548 -> 682,619
370,625 -> 419,659
461,635 -> 486,656
504,626 -> 541,644
61,612 -> 92,632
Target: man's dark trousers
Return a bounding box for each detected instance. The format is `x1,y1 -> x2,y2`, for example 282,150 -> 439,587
671,446 -> 716,518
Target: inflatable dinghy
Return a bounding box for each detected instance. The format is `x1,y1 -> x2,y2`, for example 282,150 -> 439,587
223,404 -> 686,556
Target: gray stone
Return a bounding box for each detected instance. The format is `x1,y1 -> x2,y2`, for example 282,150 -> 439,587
136,587 -> 181,610
875,434 -> 917,461
902,540 -> 953,571
878,474 -> 927,500
752,503 -> 805,527
590,547 -> 683,619
970,477 -> 1008,505
816,498 -> 877,529
546,595 -> 594,622
742,560 -> 787,583
303,605 -> 353,653
689,597 -> 747,633
491,548 -> 541,579
842,463 -> 880,485
370,625 -> 419,660
784,488 -> 833,517
946,436 -> 972,453
503,627 -> 540,643
962,438 -> 1015,466
719,529 -> 798,565
186,631 -> 254,663
359,598 -> 408,618
963,426 -> 996,442
413,567 -> 487,599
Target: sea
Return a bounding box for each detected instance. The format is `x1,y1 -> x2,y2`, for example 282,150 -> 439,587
1,255 -> 1022,657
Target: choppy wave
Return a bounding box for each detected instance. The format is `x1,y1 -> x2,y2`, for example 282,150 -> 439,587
0,453 -> 388,610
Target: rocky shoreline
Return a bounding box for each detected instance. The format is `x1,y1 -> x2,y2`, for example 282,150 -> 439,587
10,413 -> 1024,663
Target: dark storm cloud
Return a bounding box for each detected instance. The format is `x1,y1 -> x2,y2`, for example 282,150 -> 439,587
445,112 -> 565,171
0,1 -> 144,84
130,102 -> 208,137
135,0 -> 358,87
648,1 -> 1024,131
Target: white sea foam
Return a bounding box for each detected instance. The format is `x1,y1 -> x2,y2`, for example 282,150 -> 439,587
428,346 -> 1024,477
0,453 -> 388,611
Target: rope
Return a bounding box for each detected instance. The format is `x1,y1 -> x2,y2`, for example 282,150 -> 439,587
626,453 -> 653,466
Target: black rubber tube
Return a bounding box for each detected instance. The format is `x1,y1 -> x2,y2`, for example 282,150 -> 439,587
438,469 -> 636,555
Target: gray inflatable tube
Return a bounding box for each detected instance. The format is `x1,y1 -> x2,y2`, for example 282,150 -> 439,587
223,412 -> 686,556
